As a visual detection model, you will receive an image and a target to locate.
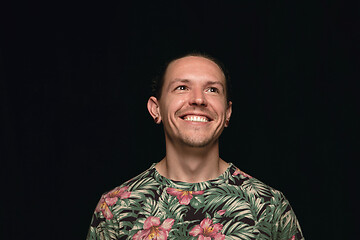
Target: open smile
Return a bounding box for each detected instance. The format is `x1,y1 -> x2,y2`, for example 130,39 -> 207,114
183,115 -> 209,122
179,114 -> 213,123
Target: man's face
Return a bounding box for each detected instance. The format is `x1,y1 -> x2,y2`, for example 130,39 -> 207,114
154,56 -> 232,148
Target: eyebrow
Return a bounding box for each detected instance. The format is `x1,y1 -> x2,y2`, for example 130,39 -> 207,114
169,78 -> 225,88
169,78 -> 190,85
166,79 -> 189,92
206,81 -> 225,89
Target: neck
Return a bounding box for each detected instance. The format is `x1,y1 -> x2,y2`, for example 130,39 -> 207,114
155,139 -> 229,183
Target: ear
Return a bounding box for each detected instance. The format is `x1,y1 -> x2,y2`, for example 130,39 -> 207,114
225,101 -> 232,127
147,96 -> 162,124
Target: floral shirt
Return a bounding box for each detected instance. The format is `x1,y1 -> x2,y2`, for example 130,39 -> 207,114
87,163 -> 304,240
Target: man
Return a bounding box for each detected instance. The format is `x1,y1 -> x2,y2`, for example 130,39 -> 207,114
87,53 -> 304,239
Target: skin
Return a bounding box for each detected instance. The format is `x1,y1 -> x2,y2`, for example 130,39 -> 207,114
147,56 -> 232,183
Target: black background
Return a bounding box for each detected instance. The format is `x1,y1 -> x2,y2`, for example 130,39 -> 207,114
2,1 -> 358,239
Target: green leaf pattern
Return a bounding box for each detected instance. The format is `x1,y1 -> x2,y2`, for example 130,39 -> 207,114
87,163 -> 304,240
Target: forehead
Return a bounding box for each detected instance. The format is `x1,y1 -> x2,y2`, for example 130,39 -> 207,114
164,56 -> 225,85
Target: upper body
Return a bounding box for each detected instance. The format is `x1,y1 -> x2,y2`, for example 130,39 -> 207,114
87,54 -> 304,239
87,163 -> 303,240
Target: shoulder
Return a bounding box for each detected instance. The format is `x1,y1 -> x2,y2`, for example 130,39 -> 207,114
94,166 -> 158,218
228,165 -> 304,238
102,164 -> 158,197
229,165 -> 289,205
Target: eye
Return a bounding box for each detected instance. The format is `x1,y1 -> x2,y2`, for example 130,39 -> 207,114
206,87 -> 219,93
175,85 -> 188,91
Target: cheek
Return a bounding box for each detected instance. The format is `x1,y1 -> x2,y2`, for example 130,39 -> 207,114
209,100 -> 228,116
159,104 -> 177,121
165,99 -> 186,115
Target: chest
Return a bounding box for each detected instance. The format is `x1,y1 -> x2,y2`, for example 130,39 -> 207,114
116,185 -> 275,239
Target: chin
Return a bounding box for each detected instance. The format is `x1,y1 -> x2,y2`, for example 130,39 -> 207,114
180,137 -> 215,148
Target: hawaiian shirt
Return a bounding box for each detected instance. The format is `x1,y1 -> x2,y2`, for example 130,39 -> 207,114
86,163 -> 304,240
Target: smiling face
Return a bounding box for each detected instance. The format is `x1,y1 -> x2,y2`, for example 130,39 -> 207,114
148,56 -> 232,148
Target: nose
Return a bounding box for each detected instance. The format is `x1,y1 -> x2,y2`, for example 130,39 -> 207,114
189,88 -> 207,107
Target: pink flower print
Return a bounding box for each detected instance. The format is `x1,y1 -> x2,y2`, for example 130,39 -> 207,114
105,186 -> 131,206
95,197 -> 113,220
133,216 -> 174,240
166,188 -> 204,205
95,186 -> 131,220
189,218 -> 225,240
288,236 -> 296,240
217,209 -> 226,216
233,168 -> 252,178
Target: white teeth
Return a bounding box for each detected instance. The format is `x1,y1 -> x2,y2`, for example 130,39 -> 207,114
183,115 -> 209,122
